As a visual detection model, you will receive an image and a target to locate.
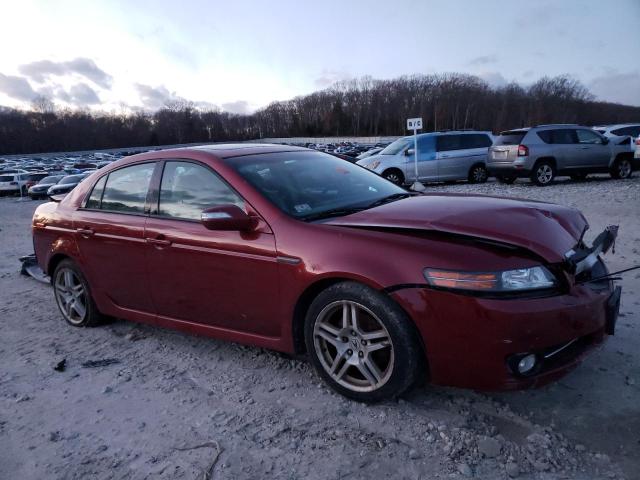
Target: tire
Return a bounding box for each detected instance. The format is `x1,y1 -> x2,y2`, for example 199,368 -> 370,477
570,173 -> 587,181
468,164 -> 488,183
496,174 -> 517,184
21,185 -> 28,196
304,281 -> 424,403
610,157 -> 633,179
382,169 -> 404,185
52,259 -> 104,327
531,161 -> 555,186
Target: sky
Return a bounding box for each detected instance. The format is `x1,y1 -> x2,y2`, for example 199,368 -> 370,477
0,0 -> 638,114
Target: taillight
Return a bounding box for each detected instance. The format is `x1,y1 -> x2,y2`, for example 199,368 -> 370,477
635,138 -> 640,145
517,145 -> 529,156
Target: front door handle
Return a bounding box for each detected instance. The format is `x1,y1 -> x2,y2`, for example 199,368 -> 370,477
146,237 -> 172,247
76,228 -> 94,236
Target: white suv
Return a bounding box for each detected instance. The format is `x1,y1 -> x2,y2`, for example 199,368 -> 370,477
0,173 -> 30,196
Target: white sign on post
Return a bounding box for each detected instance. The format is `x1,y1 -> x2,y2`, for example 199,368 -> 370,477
407,118 -> 423,130
406,117 -> 425,192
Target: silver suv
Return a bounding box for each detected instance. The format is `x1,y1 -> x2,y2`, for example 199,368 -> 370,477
487,125 -> 635,186
357,131 -> 493,185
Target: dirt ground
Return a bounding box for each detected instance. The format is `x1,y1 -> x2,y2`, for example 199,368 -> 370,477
1,175 -> 638,480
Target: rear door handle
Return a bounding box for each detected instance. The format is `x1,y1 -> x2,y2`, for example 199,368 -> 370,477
146,237 -> 172,247
76,228 -> 94,236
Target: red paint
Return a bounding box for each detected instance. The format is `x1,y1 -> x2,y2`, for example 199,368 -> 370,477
32,145 -> 614,390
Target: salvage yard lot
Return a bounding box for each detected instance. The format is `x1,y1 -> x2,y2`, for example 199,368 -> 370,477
1,175 -> 639,480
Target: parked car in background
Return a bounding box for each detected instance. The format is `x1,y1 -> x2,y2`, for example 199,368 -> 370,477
0,173 -> 30,196
24,172 -> 50,190
593,123 -> 640,141
28,175 -> 65,199
487,125 -> 635,185
357,131 -> 493,185
32,144 -> 621,402
47,173 -> 90,197
356,147 -> 383,160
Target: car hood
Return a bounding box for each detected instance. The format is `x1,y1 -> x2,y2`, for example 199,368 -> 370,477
324,193 -> 588,262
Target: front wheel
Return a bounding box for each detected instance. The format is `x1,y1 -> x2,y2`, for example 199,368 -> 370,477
304,282 -> 423,402
53,259 -> 103,327
610,157 -> 632,179
382,169 -> 404,185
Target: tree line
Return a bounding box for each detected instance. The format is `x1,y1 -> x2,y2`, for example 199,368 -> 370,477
1,73 -> 639,155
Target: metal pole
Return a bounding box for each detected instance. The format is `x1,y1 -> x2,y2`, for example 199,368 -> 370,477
413,128 -> 418,181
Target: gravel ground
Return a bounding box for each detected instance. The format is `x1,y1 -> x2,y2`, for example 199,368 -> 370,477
1,174 -> 638,480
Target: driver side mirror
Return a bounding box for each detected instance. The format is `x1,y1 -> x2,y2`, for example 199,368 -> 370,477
201,205 -> 258,232
405,148 -> 415,156
601,136 -> 609,145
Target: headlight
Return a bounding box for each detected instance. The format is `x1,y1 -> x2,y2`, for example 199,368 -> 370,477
366,160 -> 380,170
423,266 -> 557,293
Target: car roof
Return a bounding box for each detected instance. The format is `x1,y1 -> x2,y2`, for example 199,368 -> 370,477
189,143 -> 309,158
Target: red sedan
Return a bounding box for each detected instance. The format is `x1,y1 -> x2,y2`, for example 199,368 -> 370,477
32,144 -> 621,402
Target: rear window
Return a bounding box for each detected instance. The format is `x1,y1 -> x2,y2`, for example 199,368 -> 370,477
494,130 -> 527,145
0,175 -> 14,181
611,126 -> 640,137
39,176 -> 62,184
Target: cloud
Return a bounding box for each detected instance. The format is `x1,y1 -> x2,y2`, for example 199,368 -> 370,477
588,72 -> 640,106
478,72 -> 508,89
68,83 -> 101,105
0,73 -> 36,101
314,69 -> 352,88
468,55 -> 497,66
221,100 -> 252,115
134,83 -> 182,109
19,58 -> 113,89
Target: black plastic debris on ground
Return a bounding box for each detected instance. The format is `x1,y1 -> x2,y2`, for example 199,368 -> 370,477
81,359 -> 121,368
53,359 -> 66,372
19,254 -> 50,284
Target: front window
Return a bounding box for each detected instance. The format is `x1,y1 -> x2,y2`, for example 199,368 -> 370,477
379,137 -> 411,155
158,161 -> 243,220
225,151 -> 407,220
576,129 -> 603,144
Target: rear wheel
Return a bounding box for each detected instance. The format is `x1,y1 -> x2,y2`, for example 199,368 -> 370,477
496,174 -> 517,184
53,259 -> 103,327
610,157 -> 632,179
531,161 -> 555,186
468,164 -> 488,183
382,169 -> 404,185
304,282 -> 423,402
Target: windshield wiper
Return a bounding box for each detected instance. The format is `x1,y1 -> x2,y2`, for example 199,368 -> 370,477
302,193 -> 415,222
301,206 -> 366,222
365,192 -> 415,209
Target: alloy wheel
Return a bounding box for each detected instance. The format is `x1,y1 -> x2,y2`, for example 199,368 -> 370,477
54,267 -> 88,325
536,164 -> 553,184
618,159 -> 631,178
472,166 -> 487,183
385,173 -> 401,184
313,300 -> 394,393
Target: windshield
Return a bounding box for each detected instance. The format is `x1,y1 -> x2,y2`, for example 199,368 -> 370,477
225,151 -> 406,220
39,176 -> 63,184
379,137 -> 411,155
60,175 -> 85,184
